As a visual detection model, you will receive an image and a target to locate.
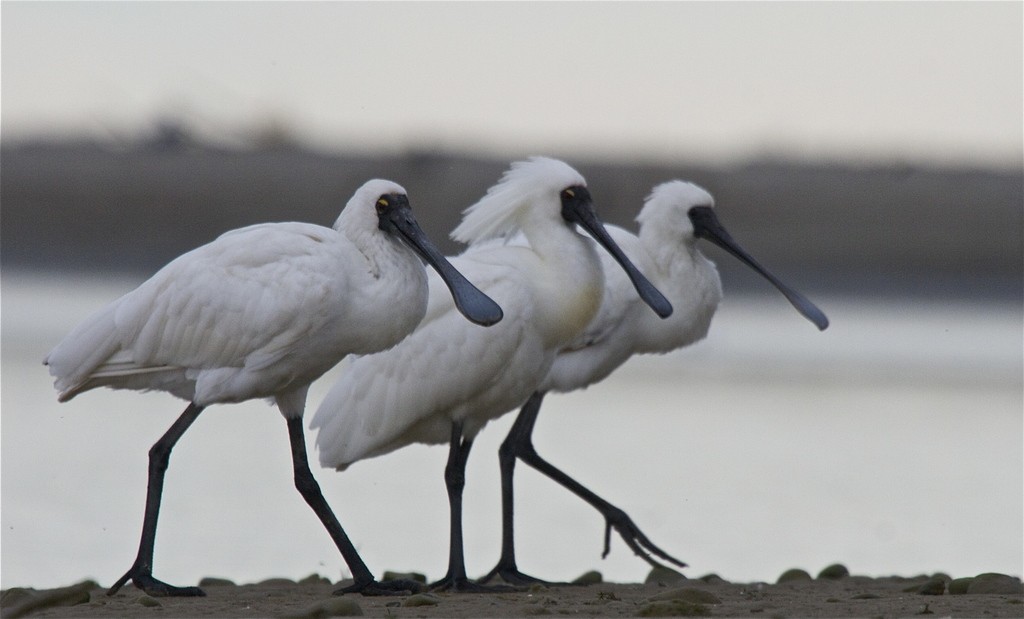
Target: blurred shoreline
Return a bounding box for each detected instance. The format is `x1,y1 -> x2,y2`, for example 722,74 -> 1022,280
2,137 -> 1021,302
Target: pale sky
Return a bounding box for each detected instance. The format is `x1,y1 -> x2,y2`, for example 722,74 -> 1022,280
2,1 -> 1021,166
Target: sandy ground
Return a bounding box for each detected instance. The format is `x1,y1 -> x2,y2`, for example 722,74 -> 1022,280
3,569 -> 1022,618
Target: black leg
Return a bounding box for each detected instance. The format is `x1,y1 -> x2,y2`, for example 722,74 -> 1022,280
431,421 -> 516,593
478,392 -> 556,586
483,391 -> 688,581
108,403 -> 206,597
285,417 -> 421,597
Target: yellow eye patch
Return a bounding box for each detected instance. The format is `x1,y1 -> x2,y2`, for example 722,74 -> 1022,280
564,189 -> 575,198
377,198 -> 389,207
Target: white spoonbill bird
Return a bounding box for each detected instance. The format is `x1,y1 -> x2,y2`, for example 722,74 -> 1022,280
44,179 -> 502,598
312,157 -> 672,591
477,180 -> 829,585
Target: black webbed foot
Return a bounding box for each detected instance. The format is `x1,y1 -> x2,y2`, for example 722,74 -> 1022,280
430,574 -> 521,593
477,563 -> 565,587
333,577 -> 426,596
107,565 -> 206,597
602,505 -> 687,570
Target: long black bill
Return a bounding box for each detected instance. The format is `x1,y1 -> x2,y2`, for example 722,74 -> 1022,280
382,199 -> 503,327
688,206 -> 829,331
562,188 -> 673,319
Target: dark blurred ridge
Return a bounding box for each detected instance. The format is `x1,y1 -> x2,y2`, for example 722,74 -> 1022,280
2,138 -> 1021,301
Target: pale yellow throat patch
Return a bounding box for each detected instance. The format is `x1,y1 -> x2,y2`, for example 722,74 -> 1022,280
547,281 -> 602,346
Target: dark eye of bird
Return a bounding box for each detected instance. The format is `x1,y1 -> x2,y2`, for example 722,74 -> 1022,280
376,197 -> 389,214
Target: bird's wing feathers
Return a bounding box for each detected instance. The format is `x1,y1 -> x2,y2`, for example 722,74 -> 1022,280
47,223 -> 350,400
124,223 -> 346,367
312,254 -> 543,469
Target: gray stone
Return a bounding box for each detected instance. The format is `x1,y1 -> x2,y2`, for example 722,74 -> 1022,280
257,577 -> 298,587
0,588 -> 35,608
199,576 -> 236,587
948,577 -> 974,595
816,563 -> 850,580
572,570 -> 603,585
382,570 -> 427,584
645,566 -> 687,585
0,581 -> 96,619
917,577 -> 946,595
777,568 -> 813,583
966,573 -> 1024,594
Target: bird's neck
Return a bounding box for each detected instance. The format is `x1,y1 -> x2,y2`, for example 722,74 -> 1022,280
636,245 -> 723,353
527,225 -> 604,348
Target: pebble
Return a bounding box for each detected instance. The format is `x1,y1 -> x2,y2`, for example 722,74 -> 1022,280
0,588 -> 35,608
948,577 -> 974,595
257,578 -> 299,587
649,587 -> 722,604
645,566 -> 687,585
137,595 -> 161,607
333,579 -> 355,591
966,573 -> 1024,594
298,574 -> 332,586
0,581 -> 95,619
916,577 -> 946,595
636,599 -> 710,616
198,577 -> 236,587
816,563 -> 850,580
382,570 -> 427,584
777,568 -> 813,583
572,570 -> 603,585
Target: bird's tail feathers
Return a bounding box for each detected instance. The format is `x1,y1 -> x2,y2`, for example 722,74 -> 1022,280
45,303 -> 124,401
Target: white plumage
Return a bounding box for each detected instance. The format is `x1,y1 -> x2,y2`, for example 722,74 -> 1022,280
313,159 -> 667,466
480,180 -> 829,585
312,157 -> 671,590
311,159 -> 589,465
49,180 -> 427,411
544,181 -> 725,393
45,178 -> 500,597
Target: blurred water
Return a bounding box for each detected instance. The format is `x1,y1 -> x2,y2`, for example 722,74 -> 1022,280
2,271 -> 1021,589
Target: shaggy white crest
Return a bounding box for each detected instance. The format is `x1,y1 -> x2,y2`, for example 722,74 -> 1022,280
451,157 -> 586,245
636,180 -> 714,231
470,178 -> 827,585
42,174 -> 503,597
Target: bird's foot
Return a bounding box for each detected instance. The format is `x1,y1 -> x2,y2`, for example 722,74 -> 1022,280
603,506 -> 687,570
430,575 -> 521,593
107,566 -> 205,597
477,563 -> 562,587
333,578 -> 425,596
